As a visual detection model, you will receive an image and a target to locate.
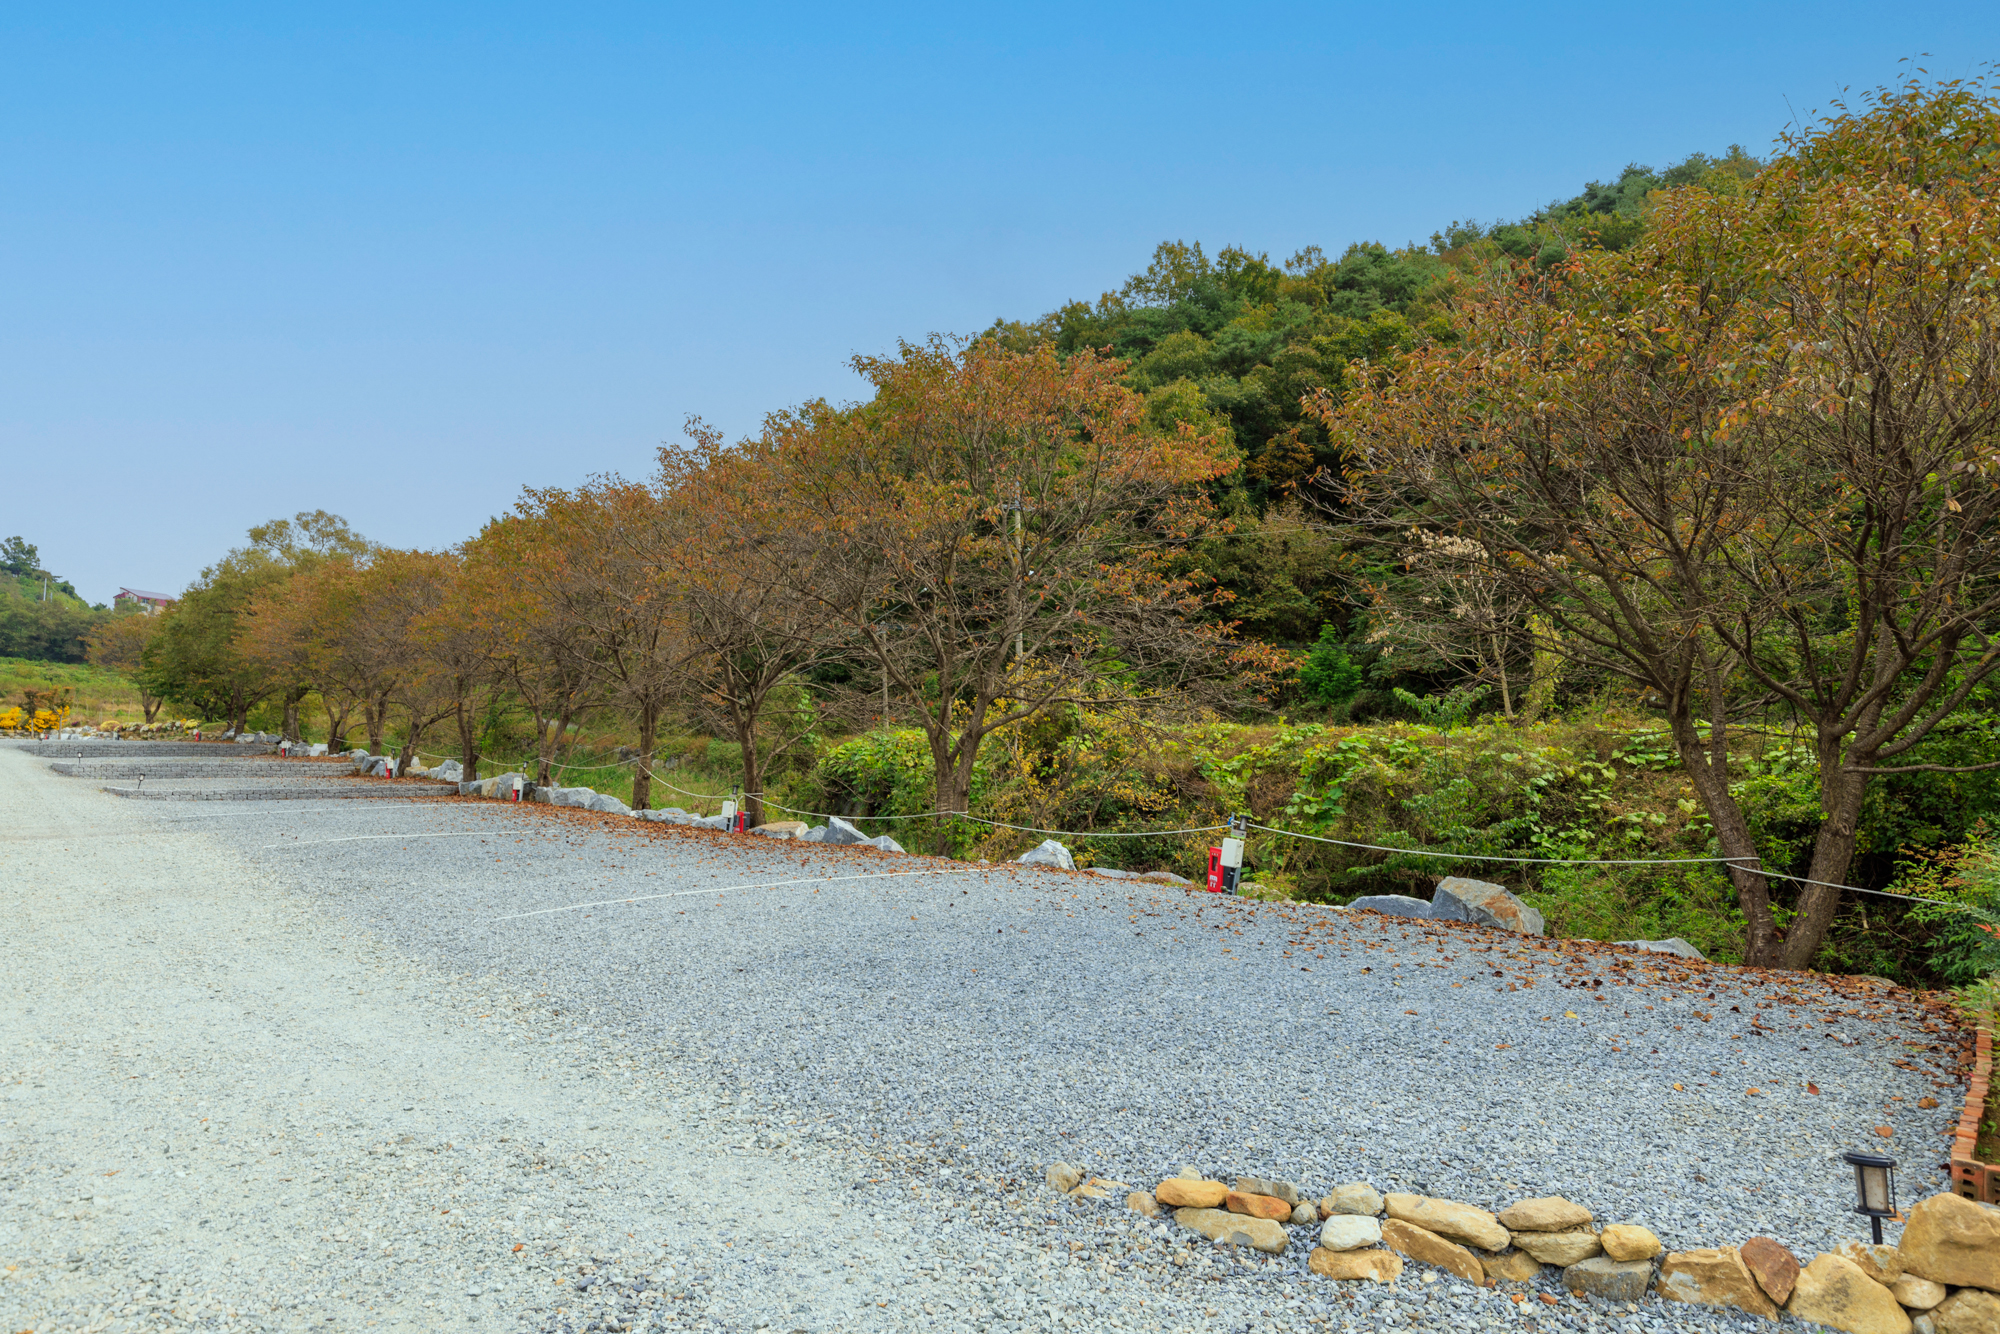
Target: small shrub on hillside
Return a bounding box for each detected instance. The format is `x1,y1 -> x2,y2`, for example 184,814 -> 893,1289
1908,830 -> 2000,987
1299,627 -> 1362,709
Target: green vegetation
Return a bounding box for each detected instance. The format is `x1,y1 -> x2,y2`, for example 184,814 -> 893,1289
0,657 -> 149,725
1,534 -> 115,663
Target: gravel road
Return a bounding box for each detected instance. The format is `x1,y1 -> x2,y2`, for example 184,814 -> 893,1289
1,745 -> 1968,1334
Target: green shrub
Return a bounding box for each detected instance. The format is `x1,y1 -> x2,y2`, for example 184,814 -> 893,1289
1299,626 -> 1362,709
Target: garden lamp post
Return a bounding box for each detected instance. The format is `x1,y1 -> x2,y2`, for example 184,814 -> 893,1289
1842,1150 -> 1897,1244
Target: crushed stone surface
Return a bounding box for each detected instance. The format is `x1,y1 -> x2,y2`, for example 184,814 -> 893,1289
0,744 -> 1968,1333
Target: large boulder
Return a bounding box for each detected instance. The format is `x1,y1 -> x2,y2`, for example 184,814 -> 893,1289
1484,1251 -> 1545,1281
586,793 -> 632,815
1018,839 -> 1075,870
1235,1177 -> 1301,1205
547,786 -> 595,808
820,816 -> 871,846
1934,1288 -> 2000,1333
1381,1219 -> 1484,1283
1562,1257 -> 1653,1303
1837,1242 -> 1905,1286
1309,1248 -> 1403,1282
1318,1216 -> 1383,1251
1786,1253 -> 1911,1334
1890,1275 -> 1948,1311
1659,1247 -> 1779,1320
754,821 -> 809,837
1173,1207 -> 1287,1254
432,758 -> 464,783
1155,1178 -> 1228,1209
1511,1228 -> 1603,1266
1498,1197 -> 1593,1232
1321,1183 -> 1384,1217
1898,1191 -> 2000,1292
1225,1190 -> 1292,1221
866,834 -> 906,854
1601,1224 -> 1663,1263
1617,937 -> 1706,960
1347,894 -> 1431,920
1431,877 -> 1544,935
1383,1194 -> 1508,1251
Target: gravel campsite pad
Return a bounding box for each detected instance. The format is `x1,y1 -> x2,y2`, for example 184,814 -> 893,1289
0,747 -> 1972,1334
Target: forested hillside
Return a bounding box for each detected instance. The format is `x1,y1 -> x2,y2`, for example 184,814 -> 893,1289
0,534 -> 112,663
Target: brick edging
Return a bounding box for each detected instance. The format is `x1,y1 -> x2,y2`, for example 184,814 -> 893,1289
1951,1026 -> 1997,1204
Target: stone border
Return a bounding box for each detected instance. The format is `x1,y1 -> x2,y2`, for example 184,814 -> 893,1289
101,782 -> 461,802
1070,1172 -> 2000,1324
1950,1026 -> 1998,1205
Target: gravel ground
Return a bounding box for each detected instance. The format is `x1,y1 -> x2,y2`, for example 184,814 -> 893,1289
1,744 -> 1971,1334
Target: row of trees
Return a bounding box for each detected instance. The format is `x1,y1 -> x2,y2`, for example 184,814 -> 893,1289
145,341 -> 1264,837
134,72 -> 2000,969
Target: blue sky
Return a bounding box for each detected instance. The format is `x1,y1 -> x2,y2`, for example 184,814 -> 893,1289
5,4 -> 1996,603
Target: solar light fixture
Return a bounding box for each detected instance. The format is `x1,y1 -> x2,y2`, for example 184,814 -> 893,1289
1841,1150 -> 1897,1244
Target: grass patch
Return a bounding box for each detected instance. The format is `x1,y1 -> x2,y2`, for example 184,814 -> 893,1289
0,656 -> 148,725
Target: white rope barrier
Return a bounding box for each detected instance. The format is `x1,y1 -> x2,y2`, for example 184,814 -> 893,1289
400,747 -> 1970,912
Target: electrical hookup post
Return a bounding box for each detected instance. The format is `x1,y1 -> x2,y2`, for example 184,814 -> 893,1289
1206,816 -> 1247,894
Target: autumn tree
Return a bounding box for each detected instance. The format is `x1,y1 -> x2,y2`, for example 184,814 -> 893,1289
146,511 -> 372,735
85,612 -> 166,722
1321,73 -> 2000,969
244,556 -> 401,752
352,549 -> 466,769
634,422 -> 852,825
509,482 -> 696,809
406,552 -> 508,780
462,514 -> 605,786
772,336 -> 1241,843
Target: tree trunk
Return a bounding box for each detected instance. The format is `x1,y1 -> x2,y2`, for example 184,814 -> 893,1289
934,755 -> 973,857
398,711 -> 422,770
231,688 -> 249,736
632,702 -> 658,811
1491,636 -> 1513,718
140,689 -> 161,724
456,693 -> 480,784
737,709 -> 765,828
1778,736 -> 1874,970
324,697 -> 351,752
282,687 -> 308,743
365,691 -> 390,753
540,707 -> 572,787
1668,713 -> 1783,966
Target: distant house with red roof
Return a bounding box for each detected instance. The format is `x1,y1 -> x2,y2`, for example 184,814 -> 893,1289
114,587 -> 175,615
